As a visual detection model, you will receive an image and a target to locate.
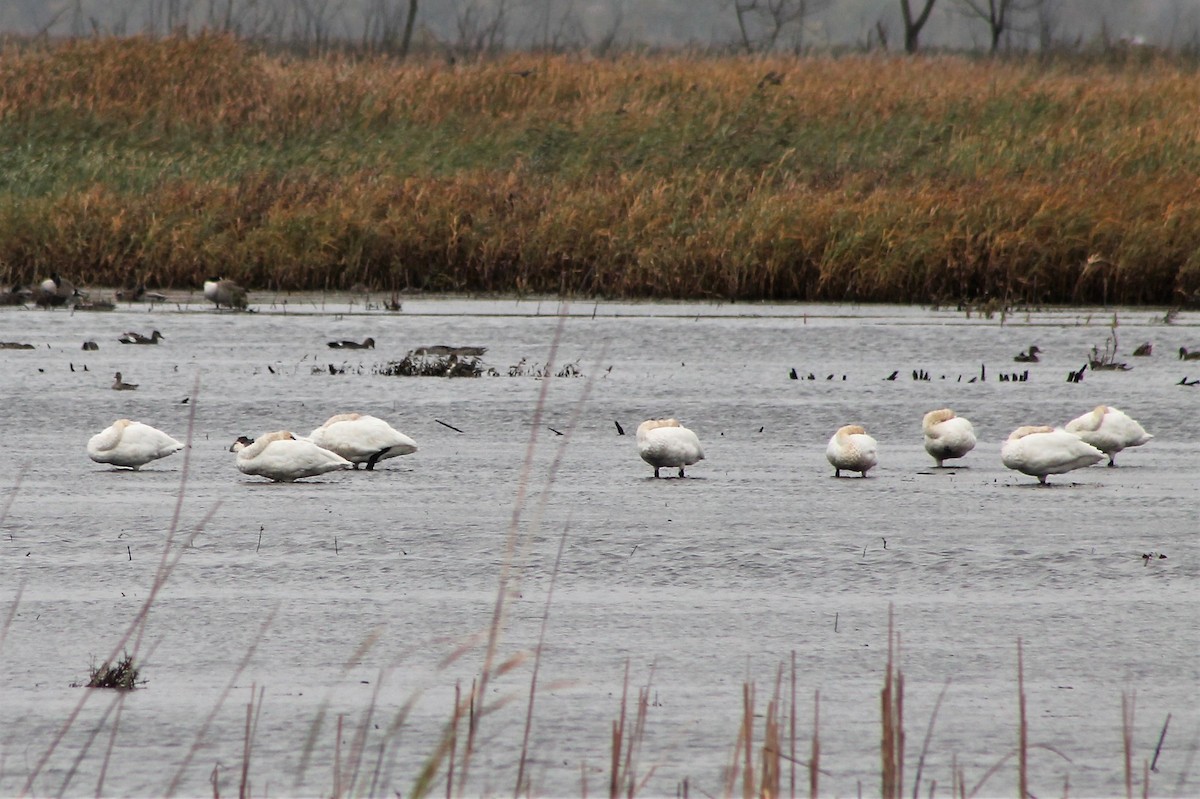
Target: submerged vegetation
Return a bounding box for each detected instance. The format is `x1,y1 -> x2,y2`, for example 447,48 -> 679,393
0,34 -> 1198,304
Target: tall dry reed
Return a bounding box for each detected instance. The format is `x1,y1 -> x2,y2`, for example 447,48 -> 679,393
0,37 -> 1198,303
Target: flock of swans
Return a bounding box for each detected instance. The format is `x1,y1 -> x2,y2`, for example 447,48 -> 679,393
87,412 -> 419,482
86,403 -> 1149,484
630,405 -> 1151,485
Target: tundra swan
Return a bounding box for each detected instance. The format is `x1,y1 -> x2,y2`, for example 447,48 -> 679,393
636,419 -> 704,478
922,409 -> 976,467
87,420 -> 184,469
307,413 -> 417,470
1064,405 -> 1152,466
826,425 -> 878,477
1000,425 -> 1104,484
229,431 -> 352,482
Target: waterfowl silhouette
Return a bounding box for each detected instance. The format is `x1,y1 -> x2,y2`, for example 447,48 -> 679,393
1178,347 -> 1200,361
112,372 -> 138,391
203,277 -> 248,310
327,337 -> 375,349
115,284 -> 167,303
1132,342 -> 1152,356
922,409 -> 976,467
636,419 -> 704,478
0,342 -> 34,350
87,420 -> 184,469
0,284 -> 31,305
82,340 -> 99,351
118,330 -> 164,345
306,413 -> 417,470
1064,405 -> 1153,466
1014,345 -> 1042,363
36,273 -> 84,307
1000,425 -> 1104,485
826,424 -> 878,477
229,431 -> 352,482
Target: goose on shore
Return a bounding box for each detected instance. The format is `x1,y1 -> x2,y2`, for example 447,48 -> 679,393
327,337 -> 375,349
307,413 -> 417,470
36,273 -> 84,308
229,431 -> 352,482
118,330 -> 164,345
1014,345 -> 1042,363
203,277 -> 248,310
826,424 -> 878,477
112,372 -> 138,391
1064,405 -> 1153,466
1000,425 -> 1104,484
922,409 -> 976,467
87,420 -> 184,469
636,418 -> 704,478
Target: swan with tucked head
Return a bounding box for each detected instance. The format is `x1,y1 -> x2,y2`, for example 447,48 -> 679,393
1000,425 -> 1104,484
307,413 -> 417,470
636,418 -> 704,478
826,425 -> 878,477
1064,405 -> 1152,466
922,409 -> 976,467
87,420 -> 184,470
229,431 -> 352,482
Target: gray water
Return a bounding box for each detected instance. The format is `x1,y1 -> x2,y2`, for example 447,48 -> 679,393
0,295 -> 1196,798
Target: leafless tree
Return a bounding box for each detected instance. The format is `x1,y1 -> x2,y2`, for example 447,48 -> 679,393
450,0 -> 509,59
951,0 -> 1043,53
900,0 -> 937,53
730,0 -> 832,53
360,0 -> 420,54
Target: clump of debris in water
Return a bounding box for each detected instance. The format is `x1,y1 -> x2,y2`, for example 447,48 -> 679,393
370,346 -> 583,378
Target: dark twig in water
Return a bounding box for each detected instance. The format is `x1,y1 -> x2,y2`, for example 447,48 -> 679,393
436,419 -> 464,433
1150,713 -> 1171,772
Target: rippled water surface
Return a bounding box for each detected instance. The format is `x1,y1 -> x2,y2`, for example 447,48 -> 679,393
1,295 -> 1197,798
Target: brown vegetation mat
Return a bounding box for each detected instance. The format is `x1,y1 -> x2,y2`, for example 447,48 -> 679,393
0,35 -> 1197,304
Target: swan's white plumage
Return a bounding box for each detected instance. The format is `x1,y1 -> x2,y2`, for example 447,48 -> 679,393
636,419 -> 704,477
1063,405 -> 1152,465
230,431 -> 351,482
87,419 -> 184,469
826,424 -> 878,477
922,409 -> 976,467
1000,425 -> 1104,484
307,413 -> 417,469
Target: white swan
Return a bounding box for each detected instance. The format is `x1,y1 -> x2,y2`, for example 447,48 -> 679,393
826,424 -> 878,477
1000,425 -> 1104,484
922,409 -> 976,467
229,431 -> 352,482
1064,405 -> 1153,466
636,419 -> 704,478
87,420 -> 184,470
307,413 -> 417,470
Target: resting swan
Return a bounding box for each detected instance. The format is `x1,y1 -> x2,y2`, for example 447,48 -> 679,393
1063,405 -> 1152,466
87,420 -> 184,470
922,409 -> 976,467
636,419 -> 704,478
307,413 -> 417,470
1000,425 -> 1104,484
229,431 -> 352,482
826,425 -> 878,477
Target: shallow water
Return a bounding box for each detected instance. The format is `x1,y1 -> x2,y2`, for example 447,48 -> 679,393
0,295 -> 1197,798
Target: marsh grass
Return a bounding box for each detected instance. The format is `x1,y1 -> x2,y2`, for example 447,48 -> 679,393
1,36 -> 1199,303
84,651 -> 142,690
